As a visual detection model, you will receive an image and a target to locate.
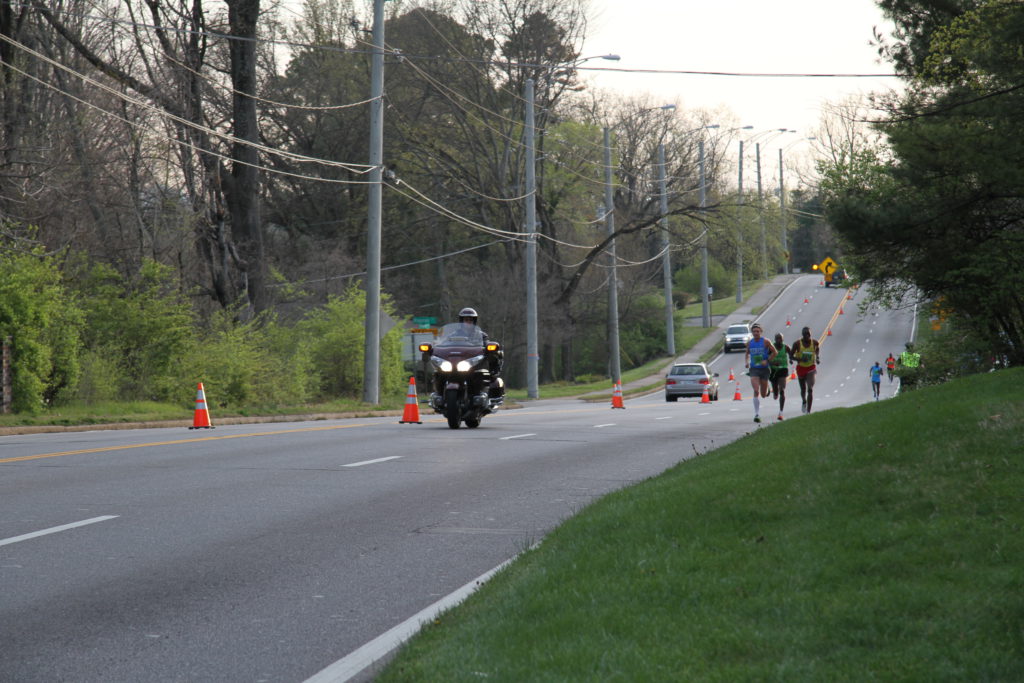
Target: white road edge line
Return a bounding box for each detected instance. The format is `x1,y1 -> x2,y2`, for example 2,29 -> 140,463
500,433 -> 536,440
594,423 -> 615,428
344,456 -> 402,468
304,556 -> 518,683
0,515 -> 119,547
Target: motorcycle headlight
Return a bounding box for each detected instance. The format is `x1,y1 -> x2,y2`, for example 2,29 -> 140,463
456,354 -> 485,372
432,357 -> 453,372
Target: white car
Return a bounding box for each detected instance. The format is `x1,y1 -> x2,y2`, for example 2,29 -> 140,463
723,323 -> 753,353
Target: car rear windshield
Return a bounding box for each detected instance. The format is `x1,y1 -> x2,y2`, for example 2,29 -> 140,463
670,365 -> 703,376
727,326 -> 749,334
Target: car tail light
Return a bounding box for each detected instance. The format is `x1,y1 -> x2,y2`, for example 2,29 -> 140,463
666,379 -> 676,385
699,379 -> 710,384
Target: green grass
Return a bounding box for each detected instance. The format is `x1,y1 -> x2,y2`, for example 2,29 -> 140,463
378,367 -> 1024,681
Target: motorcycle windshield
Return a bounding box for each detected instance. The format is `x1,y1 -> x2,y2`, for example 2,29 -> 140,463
435,323 -> 485,347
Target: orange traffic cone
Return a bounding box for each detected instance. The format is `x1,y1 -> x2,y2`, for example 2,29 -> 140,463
611,382 -> 625,409
733,381 -> 743,401
700,383 -> 711,404
790,369 -> 797,380
847,293 -> 853,300
827,328 -> 833,336
728,368 -> 735,381
399,376 -> 422,424
839,306 -> 845,315
803,297 -> 809,304
189,382 -> 213,429
786,318 -> 792,327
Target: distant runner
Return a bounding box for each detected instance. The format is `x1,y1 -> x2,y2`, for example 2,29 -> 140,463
745,322 -> 777,423
790,326 -> 821,414
870,361 -> 883,400
885,353 -> 896,383
769,332 -> 792,421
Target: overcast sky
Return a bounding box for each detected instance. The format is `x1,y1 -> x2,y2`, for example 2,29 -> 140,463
578,0 -> 901,142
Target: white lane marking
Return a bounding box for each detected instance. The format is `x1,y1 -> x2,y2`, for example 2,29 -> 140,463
594,423 -> 615,428
699,412 -> 712,416
344,456 -> 402,468
655,416 -> 672,420
500,433 -> 536,440
0,515 -> 119,547
304,556 -> 517,683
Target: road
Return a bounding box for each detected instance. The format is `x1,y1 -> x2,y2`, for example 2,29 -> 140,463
0,276 -> 915,682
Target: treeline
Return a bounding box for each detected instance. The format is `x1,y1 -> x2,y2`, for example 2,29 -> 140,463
0,233 -> 405,413
0,0 -> 814,408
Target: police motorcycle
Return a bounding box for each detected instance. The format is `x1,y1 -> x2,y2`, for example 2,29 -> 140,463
419,322 -> 504,429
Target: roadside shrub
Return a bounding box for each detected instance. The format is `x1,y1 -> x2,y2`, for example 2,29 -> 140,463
0,241 -> 83,412
75,260 -> 194,402
294,284 -> 406,400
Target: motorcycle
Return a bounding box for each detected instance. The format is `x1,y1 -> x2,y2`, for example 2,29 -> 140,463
419,322 -> 504,429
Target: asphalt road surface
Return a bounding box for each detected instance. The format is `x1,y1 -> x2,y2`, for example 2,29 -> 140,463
0,276 -> 915,682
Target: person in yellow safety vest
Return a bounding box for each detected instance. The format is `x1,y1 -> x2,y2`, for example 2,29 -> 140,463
899,343 -> 921,369
898,342 -> 923,389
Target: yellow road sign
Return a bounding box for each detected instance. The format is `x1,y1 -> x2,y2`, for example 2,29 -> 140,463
818,257 -> 838,274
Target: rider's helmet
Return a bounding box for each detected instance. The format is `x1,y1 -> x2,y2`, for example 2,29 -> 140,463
458,307 -> 478,324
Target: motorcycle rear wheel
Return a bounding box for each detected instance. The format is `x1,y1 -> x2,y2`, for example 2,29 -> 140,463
444,388 -> 460,429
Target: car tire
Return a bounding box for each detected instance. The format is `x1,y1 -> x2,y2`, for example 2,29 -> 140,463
666,395 -> 678,402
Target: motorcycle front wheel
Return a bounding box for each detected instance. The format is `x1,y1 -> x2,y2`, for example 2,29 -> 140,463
444,388 -> 460,429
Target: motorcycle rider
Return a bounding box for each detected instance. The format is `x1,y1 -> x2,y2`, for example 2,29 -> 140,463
431,307 -> 504,404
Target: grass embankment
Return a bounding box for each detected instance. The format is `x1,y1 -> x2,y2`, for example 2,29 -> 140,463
379,368 -> 1024,681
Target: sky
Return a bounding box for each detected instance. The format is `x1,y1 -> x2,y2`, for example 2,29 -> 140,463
577,0 -> 901,143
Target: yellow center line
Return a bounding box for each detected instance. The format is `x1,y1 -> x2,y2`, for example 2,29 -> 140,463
0,423 -> 377,464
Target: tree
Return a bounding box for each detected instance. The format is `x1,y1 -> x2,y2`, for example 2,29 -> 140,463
822,0 -> 1024,364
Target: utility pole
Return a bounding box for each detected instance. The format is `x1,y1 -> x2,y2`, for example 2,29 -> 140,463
603,127 -> 621,384
657,143 -> 675,356
736,139 -> 744,303
361,0 -> 385,404
699,140 -> 710,328
756,142 -> 767,279
779,147 -> 788,274
524,79 -> 539,399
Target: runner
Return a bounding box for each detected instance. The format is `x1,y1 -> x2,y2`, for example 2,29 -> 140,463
744,322 -> 777,423
869,361 -> 883,400
885,353 -> 896,382
769,332 -> 792,421
790,326 -> 821,414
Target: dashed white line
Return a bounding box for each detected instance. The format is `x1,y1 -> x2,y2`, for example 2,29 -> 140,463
344,456 -> 402,468
500,433 -> 536,440
655,416 -> 673,420
0,515 -> 119,547
594,423 -> 616,428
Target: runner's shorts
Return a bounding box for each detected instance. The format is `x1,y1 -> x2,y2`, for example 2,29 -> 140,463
749,367 -> 771,380
769,368 -> 788,383
796,365 -> 817,379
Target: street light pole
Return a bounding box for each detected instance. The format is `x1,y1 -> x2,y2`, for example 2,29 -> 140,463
657,142 -> 674,356
524,78 -> 539,398
603,126 -> 621,384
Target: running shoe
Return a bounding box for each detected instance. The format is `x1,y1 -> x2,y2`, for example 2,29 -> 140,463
777,414 -> 784,421
753,415 -> 761,423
